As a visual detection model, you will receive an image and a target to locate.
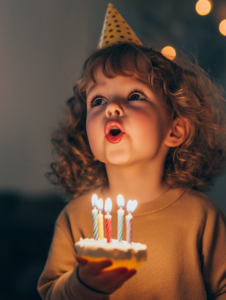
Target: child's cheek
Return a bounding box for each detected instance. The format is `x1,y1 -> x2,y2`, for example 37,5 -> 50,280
86,118 -> 94,147
86,114 -> 103,158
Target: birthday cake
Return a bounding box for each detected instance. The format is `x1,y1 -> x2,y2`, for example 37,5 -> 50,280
75,238 -> 147,271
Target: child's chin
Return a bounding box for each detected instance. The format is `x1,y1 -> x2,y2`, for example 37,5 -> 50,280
105,151 -> 131,165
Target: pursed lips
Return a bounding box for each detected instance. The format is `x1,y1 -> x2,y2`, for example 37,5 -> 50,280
104,120 -> 126,144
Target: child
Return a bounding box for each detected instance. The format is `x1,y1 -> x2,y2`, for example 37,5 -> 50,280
38,4 -> 226,300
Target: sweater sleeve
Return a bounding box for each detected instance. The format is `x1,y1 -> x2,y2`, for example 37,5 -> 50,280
201,208 -> 226,299
37,214 -> 109,300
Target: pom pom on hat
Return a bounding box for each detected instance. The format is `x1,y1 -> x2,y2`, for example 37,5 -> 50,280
97,3 -> 143,49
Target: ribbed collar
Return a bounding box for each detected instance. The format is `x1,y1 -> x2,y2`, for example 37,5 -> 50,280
98,188 -> 186,216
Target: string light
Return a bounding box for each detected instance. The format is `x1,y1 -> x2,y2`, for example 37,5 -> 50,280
195,0 -> 212,16
161,46 -> 176,60
219,19 -> 226,36
195,1 -> 225,36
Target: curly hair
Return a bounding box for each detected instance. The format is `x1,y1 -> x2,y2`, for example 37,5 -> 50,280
47,43 -> 226,197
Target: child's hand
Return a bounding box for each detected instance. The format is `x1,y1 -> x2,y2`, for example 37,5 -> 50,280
76,255 -> 136,294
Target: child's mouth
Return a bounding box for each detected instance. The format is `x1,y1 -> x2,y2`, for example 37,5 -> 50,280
104,121 -> 125,144
110,128 -> 121,136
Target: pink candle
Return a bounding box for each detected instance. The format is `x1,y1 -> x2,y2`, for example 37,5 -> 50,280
126,200 -> 137,243
126,213 -> 133,243
104,197 -> 112,243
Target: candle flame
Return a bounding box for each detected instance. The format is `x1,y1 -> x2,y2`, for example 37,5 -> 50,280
104,197 -> 112,213
97,198 -> 103,211
126,200 -> 137,213
117,194 -> 125,208
92,194 -> 98,208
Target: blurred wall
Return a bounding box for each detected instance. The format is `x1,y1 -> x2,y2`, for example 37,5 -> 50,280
0,0 -> 225,211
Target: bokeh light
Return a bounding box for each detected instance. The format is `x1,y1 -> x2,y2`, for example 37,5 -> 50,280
195,0 -> 212,16
161,46 -> 176,60
219,19 -> 226,36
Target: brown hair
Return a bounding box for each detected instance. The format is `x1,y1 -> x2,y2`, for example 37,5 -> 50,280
47,43 -> 226,197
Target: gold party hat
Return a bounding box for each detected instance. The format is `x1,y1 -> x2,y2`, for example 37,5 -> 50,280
97,3 -> 143,49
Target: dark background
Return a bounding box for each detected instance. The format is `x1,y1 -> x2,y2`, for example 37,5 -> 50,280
0,0 -> 226,299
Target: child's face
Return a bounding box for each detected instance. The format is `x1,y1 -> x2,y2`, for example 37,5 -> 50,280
86,67 -> 171,167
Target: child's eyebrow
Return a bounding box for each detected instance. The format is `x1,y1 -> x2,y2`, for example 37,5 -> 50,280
86,83 -> 97,98
133,76 -> 150,87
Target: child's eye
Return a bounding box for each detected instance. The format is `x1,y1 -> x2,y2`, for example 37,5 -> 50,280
90,96 -> 107,107
127,90 -> 146,101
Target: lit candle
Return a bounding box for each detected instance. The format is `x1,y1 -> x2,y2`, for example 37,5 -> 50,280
91,194 -> 98,240
97,198 -> 104,240
117,194 -> 125,241
126,200 -> 137,243
104,197 -> 112,243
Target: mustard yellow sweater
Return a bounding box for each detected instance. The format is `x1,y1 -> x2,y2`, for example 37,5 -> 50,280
38,188 -> 226,300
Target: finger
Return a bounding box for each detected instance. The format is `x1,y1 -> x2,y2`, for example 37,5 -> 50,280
82,259 -> 113,274
109,269 -> 136,286
114,269 -> 137,288
103,269 -> 137,293
124,269 -> 137,279
97,267 -> 128,282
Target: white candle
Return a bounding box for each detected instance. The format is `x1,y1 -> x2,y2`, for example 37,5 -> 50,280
117,194 -> 125,241
91,194 -> 98,240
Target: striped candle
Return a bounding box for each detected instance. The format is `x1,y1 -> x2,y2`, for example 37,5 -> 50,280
91,194 -> 98,240
105,214 -> 112,243
117,194 -> 125,241
97,198 -> 104,239
126,200 -> 137,243
104,197 -> 112,243
126,214 -> 133,243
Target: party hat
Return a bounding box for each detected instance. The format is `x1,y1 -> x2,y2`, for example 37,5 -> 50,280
97,3 -> 143,49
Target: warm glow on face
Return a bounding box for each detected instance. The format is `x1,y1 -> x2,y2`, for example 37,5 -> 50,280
195,0 -> 212,16
219,19 -> 226,36
161,46 -> 176,60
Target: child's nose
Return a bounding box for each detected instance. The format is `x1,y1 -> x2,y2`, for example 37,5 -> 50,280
105,102 -> 124,117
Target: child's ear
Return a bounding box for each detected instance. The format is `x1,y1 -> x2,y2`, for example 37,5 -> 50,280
164,117 -> 190,147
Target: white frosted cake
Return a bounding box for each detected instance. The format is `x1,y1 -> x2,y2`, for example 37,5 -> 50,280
75,238 -> 147,270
